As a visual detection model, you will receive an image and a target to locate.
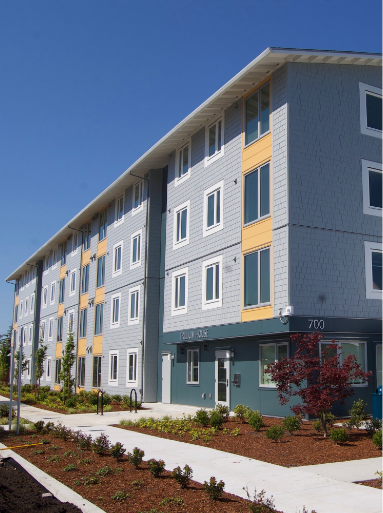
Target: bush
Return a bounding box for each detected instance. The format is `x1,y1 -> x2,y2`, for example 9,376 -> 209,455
248,411 -> 264,431
21,384 -> 34,393
102,393 -> 111,405
244,486 -> 276,513
0,404 -> 13,418
111,442 -> 126,460
372,429 -> 382,449
365,418 -> 382,433
203,476 -> 225,500
214,404 -> 230,419
34,421 -> 45,432
195,409 -> 210,427
127,447 -> 144,468
345,399 -> 366,429
172,464 -> 193,489
75,431 -> 93,450
209,412 -> 224,429
329,428 -> 349,444
111,394 -> 122,403
282,416 -> 301,434
147,458 -> 165,477
91,433 -> 110,455
265,425 -> 284,442
65,397 -> 76,408
233,404 -> 252,422
88,393 -> 99,406
313,413 -> 336,433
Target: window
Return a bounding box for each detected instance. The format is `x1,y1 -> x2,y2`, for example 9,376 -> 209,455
203,181 -> 223,237
69,270 -> 76,296
59,278 -> 65,304
321,341 -> 367,385
81,264 -> 89,294
68,310 -> 74,333
97,255 -> 106,286
83,222 -> 91,251
128,287 -> 140,325
72,232 -> 78,255
78,357 -> 85,388
93,356 -> 102,388
377,345 -> 382,389
50,282 -> 56,304
362,160 -> 382,216
112,243 -> 122,277
175,142 -> 191,185
245,82 -> 270,146
132,181 -> 143,214
130,230 -> 142,269
23,327 -> 26,346
30,293 -> 35,314
260,343 -> 288,387
126,349 -> 138,386
48,318 -> 54,341
109,350 -> 119,386
205,116 -> 224,166
52,248 -> 57,268
244,247 -> 271,307
110,293 -> 121,328
25,359 -> 31,380
173,200 -> 190,249
359,82 -> 382,138
44,254 -> 49,274
40,321 -> 46,341
25,298 -> 28,316
244,162 -> 270,225
55,359 -> 61,385
187,348 -> 199,384
115,195 -> 124,225
57,317 -> 63,342
95,303 -> 104,335
171,268 -> 188,316
79,309 -> 87,338
365,241 -> 382,299
61,241 -> 67,267
19,301 -> 23,318
14,304 -> 18,323
99,209 -> 108,241
28,324 -> 33,345
46,357 -> 52,381
42,287 -> 48,308
202,255 -> 222,310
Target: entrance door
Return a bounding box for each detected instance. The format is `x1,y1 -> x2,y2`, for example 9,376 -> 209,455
215,350 -> 230,408
161,353 -> 172,404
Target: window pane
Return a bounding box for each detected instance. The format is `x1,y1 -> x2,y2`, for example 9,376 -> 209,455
193,351 -> 198,382
134,184 -> 140,208
244,252 -> 258,307
245,92 -> 259,145
116,247 -> 121,271
206,267 -> 214,301
182,146 -> 189,176
215,264 -> 219,299
207,194 -> 215,227
218,120 -> 222,151
137,236 -> 141,261
244,170 -> 258,224
181,209 -> 187,240
260,345 -> 275,385
130,293 -> 135,319
260,248 -> 270,304
209,125 -> 216,156
260,83 -> 270,135
369,170 -> 382,208
133,237 -> 137,262
342,343 -> 365,383
187,351 -> 192,382
277,344 -> 287,361
179,275 -> 185,307
260,163 -> 270,217
366,93 -> 382,131
377,345 -> 382,388
216,190 -> 220,224
372,251 -> 382,290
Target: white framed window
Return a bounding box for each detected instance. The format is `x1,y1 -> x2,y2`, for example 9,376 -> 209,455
48,317 -> 54,341
68,310 -> 74,334
128,286 -> 140,325
365,241 -> 382,299
359,82 -> 382,138
259,343 -> 288,387
132,181 -> 143,215
171,268 -> 188,316
203,181 -> 224,237
44,255 -> 49,274
78,357 -> 86,387
113,241 -> 123,277
50,282 -> 56,305
202,255 -> 223,310
46,357 -> 52,381
108,350 -> 119,386
244,162 -> 271,226
377,345 -> 382,389
126,349 -> 138,386
52,248 -> 57,269
23,327 -> 26,346
19,301 -> 23,318
243,246 -> 271,308
244,82 -> 270,147
26,358 -> 31,380
69,270 -> 76,296
205,115 -> 224,166
72,232 -> 78,255
362,160 -> 382,217
30,293 -> 35,314
173,200 -> 190,250
130,230 -> 142,269
55,359 -> 61,385
115,195 -> 125,226
42,287 -> 48,308
321,341 -> 368,386
175,141 -> 191,186
24,298 -> 28,317
28,324 -> 33,345
186,348 -> 199,384
40,321 -> 46,341
110,293 -> 121,328
79,309 -> 87,338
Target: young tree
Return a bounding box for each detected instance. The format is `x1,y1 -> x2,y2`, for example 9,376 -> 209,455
0,326 -> 12,384
14,349 -> 28,384
265,332 -> 372,437
59,331 -> 76,403
35,341 -> 48,399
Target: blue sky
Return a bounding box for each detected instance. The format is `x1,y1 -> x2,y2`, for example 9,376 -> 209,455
0,0 -> 381,334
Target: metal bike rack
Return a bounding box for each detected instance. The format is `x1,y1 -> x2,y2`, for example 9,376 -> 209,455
129,388 -> 137,413
96,389 -> 104,415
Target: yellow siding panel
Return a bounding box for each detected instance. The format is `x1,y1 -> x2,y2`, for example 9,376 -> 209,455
57,304 -> 64,318
242,217 -> 273,253
13,323 -> 17,331
78,338 -> 86,356
55,343 -> 63,358
59,265 -> 66,280
242,132 -> 272,173
80,294 -> 89,310
54,384 -> 60,391
93,336 -> 103,355
95,287 -> 105,304
82,249 -> 91,266
97,239 -> 107,257
241,305 -> 273,322
15,296 -> 19,306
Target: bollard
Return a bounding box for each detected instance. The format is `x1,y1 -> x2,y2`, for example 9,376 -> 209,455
96,389 -> 104,415
130,388 -> 137,414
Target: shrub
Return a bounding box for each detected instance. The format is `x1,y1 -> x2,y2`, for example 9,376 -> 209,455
266,425 -> 284,442
97,465 -> 113,476
233,404 -> 252,422
214,404 -> 230,419
248,411 -> 264,431
33,421 -> 45,432
172,464 -> 193,489
345,399 -> 366,430
102,393 -> 111,405
329,428 -> 349,444
63,463 -> 77,471
111,394 -> 122,403
111,491 -> 129,500
230,428 -> 240,437
365,418 -> 382,433
91,433 -> 110,455
244,486 -> 276,513
88,393 -> 99,406
75,432 -> 93,450
148,459 -> 165,477
0,404 -> 13,418
282,416 -> 301,434
194,409 -> 210,427
203,476 -> 225,500
209,412 -> 224,429
65,397 -> 76,408
111,442 -> 126,460
127,447 -> 144,468
372,429 -> 382,449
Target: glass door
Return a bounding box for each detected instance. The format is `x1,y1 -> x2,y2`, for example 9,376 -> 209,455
215,350 -> 230,408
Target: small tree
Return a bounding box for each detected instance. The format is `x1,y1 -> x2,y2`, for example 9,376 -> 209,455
265,333 -> 372,437
59,331 -> 76,403
35,342 -> 48,399
14,349 -> 28,384
0,326 -> 12,384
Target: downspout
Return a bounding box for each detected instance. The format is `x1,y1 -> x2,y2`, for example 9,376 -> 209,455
8,281 -> 16,430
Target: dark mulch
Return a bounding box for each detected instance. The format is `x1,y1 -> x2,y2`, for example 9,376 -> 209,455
356,478 -> 382,489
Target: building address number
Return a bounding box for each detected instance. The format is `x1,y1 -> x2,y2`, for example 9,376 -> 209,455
308,319 -> 325,330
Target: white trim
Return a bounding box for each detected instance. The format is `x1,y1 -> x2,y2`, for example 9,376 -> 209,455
50,282 -> 56,305
203,180 -> 224,237
259,342 -> 289,388
48,317 -> 54,341
126,348 -> 138,387
40,320 -> 46,341
202,255 -> 223,310
42,287 -> 48,308
173,200 -> 190,250
204,114 -> 224,167
359,82 -> 382,138
243,246 -> 271,309
115,194 -> 125,226
30,293 -> 35,314
19,301 -> 23,318
132,181 -> 143,216
28,324 -> 33,345
112,241 -> 123,277
175,140 -> 191,187
110,293 -> 121,329
43,255 -> 49,275
24,298 -> 29,317
171,267 -> 188,316
68,310 -> 74,334
362,159 -> 382,217
69,269 -> 77,296
71,232 -> 78,255
108,350 -> 119,386
186,348 -> 199,384
130,230 -> 142,269
46,357 -> 52,381
364,241 -> 383,299
52,248 -> 57,269
128,286 -> 140,325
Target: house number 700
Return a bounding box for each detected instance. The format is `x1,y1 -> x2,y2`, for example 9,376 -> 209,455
308,319 -> 324,329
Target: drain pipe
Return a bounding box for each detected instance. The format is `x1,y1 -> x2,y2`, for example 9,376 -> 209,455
8,281 -> 17,430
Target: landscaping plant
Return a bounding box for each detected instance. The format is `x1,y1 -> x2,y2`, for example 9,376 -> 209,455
265,332 -> 372,437
248,411 -> 264,431
265,425 -> 285,442
243,486 -> 277,513
91,433 -> 111,455
171,464 -> 193,489
59,332 -> 76,403
127,447 -> 144,468
372,429 -> 382,449
34,342 -> 48,399
214,404 -> 230,419
203,476 -> 225,500
329,428 -> 349,444
282,415 -> 301,434
110,442 -> 126,460
147,458 -> 165,477
194,409 -> 210,427
345,399 -> 366,430
0,326 -> 11,384
233,404 -> 253,422
209,411 -> 224,429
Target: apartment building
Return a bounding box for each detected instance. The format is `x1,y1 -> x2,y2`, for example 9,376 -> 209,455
6,48 -> 382,416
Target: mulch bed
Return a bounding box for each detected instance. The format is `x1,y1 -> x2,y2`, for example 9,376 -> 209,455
115,417 -> 380,467
19,401 -> 144,415
356,478 -> 382,489
0,431 -> 264,513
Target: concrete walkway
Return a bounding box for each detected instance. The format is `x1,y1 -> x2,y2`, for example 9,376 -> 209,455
1,396 -> 382,513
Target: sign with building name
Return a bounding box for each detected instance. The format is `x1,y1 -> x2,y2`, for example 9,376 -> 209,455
180,329 -> 209,341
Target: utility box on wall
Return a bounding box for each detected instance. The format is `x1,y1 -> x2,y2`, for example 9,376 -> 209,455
232,374 -> 241,387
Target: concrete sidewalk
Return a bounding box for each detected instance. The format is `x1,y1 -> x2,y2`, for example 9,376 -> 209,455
1,396 -> 382,513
